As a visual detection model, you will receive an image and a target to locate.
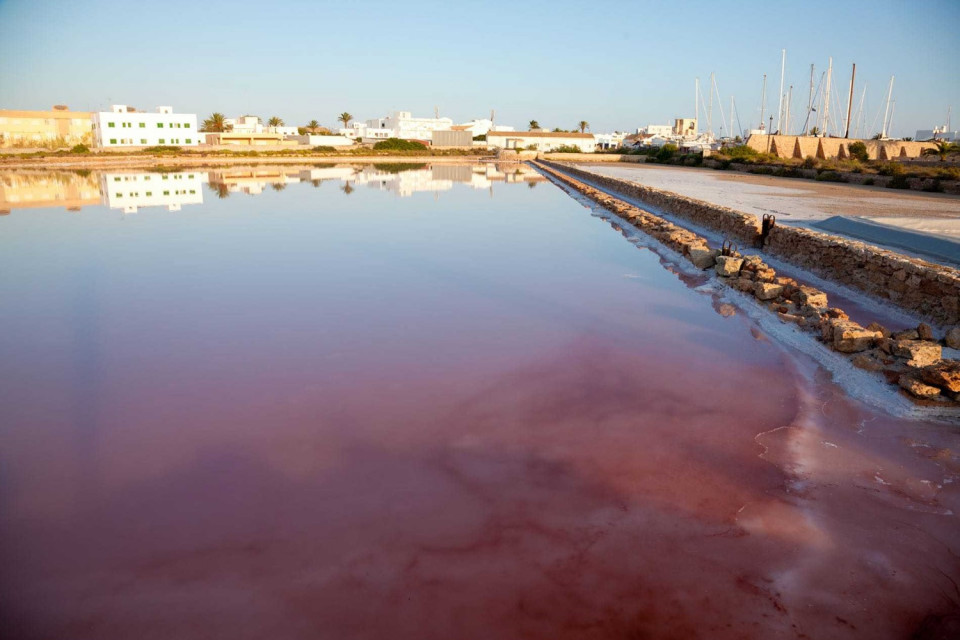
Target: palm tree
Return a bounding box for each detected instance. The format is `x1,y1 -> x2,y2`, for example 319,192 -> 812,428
201,112 -> 226,133
341,182 -> 355,195
306,119 -> 320,133
808,126 -> 820,136
924,140 -> 958,162
267,116 -> 284,127
528,120 -> 540,130
339,112 -> 354,129
578,120 -> 589,133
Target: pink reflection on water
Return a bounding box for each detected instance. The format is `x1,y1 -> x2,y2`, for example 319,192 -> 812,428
1,174 -> 959,639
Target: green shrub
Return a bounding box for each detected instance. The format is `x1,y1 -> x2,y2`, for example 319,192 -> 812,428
922,179 -> 944,193
802,156 -> 817,169
720,145 -> 759,161
70,144 -> 90,153
877,162 -> 904,176
312,146 -> 336,152
144,145 -> 181,153
936,167 -> 960,181
815,170 -> 845,182
551,144 -> 583,153
655,144 -> 678,162
848,141 -> 869,162
887,174 -> 910,189
863,177 -> 875,186
372,138 -> 427,151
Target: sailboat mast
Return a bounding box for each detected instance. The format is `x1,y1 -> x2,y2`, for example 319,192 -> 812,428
881,75 -> 895,138
730,96 -> 735,139
759,74 -> 767,130
695,78 -> 699,132
785,86 -> 792,135
708,72 -> 715,137
775,49 -> 786,134
844,63 -> 856,138
822,57 -> 833,137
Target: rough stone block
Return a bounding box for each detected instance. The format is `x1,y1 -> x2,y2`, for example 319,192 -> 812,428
715,255 -> 744,277
688,247 -> 720,270
898,375 -> 941,399
832,320 -> 882,353
946,327 -> 960,350
754,282 -> 784,301
892,340 -> 942,368
919,361 -> 960,393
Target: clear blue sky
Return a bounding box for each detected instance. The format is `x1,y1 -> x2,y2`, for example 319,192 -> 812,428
1,0 -> 957,137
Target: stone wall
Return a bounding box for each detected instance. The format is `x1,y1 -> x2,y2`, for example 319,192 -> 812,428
746,135 -> 936,160
539,153 -> 646,163
543,161 -> 960,326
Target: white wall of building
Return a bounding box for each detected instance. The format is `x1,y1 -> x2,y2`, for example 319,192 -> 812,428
100,171 -> 204,213
93,106 -> 199,148
289,134 -> 355,146
486,132 -> 596,152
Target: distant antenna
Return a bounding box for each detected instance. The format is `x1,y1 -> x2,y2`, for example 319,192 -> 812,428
434,105 -> 439,119
490,109 -> 495,125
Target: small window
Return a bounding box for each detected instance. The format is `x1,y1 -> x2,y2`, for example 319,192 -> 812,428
185,139 -> 192,144
189,189 -> 195,194
163,190 -> 169,195
114,177 -> 121,182
162,175 -> 168,180
140,138 -> 147,144
157,123 -> 164,128
107,122 -> 115,128
116,193 -> 122,198
188,174 -> 194,178
145,191 -> 152,196
159,139 -> 165,144
184,123 -> 191,129
139,122 -> 146,128
109,138 -> 117,144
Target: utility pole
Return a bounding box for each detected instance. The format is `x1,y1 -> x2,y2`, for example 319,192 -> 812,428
881,75 -> 895,138
844,63 -> 856,138
822,57 -> 833,137
775,49 -> 786,134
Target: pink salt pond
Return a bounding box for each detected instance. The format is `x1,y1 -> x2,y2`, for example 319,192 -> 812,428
0,166 -> 958,639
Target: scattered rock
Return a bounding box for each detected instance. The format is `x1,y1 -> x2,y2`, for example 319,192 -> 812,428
825,308 -> 849,320
898,374 -> 941,399
919,361 -> 960,393
755,282 -> 784,301
866,322 -> 890,339
945,327 -> 960,350
733,277 -> 755,293
892,329 -> 920,341
892,340 -> 942,368
796,286 -> 828,309
852,353 -> 885,371
917,323 -> 935,341
832,320 -> 882,353
717,303 -> 737,317
754,267 -> 777,283
715,255 -> 744,277
688,247 -> 720,270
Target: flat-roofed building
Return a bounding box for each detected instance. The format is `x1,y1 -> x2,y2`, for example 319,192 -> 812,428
0,106 -> 93,148
100,171 -> 204,213
486,131 -> 596,152
92,105 -> 199,148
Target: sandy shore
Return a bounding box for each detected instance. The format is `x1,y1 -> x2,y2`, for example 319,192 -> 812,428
580,162 -> 960,241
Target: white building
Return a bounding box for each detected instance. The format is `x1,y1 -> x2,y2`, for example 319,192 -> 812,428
454,118 -> 515,137
100,171 -> 204,213
92,105 -> 199,148
915,126 -> 959,142
641,124 -> 673,137
486,131 -> 596,152
339,110 -> 455,143
594,132 -> 627,150
224,115 -> 261,133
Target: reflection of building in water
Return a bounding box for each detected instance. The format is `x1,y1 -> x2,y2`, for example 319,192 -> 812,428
207,168 -> 302,195
101,171 -> 204,213
0,172 -> 101,213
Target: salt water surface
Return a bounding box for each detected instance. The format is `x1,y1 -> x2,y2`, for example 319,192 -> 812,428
1,164 -> 958,640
